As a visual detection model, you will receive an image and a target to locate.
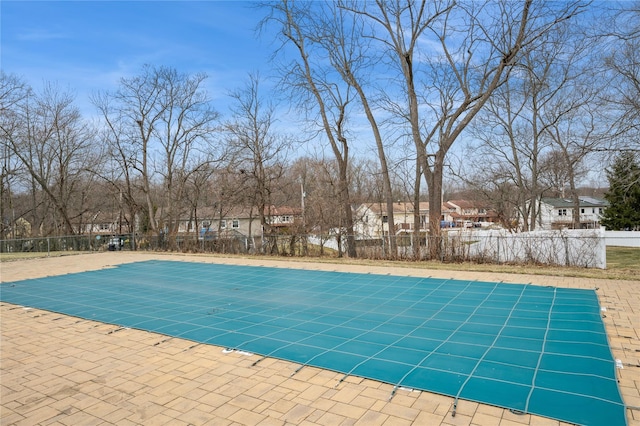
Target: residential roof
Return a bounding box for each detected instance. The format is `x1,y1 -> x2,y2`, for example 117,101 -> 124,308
445,199 -> 490,209
187,205 -> 256,220
449,210 -> 499,219
358,202 -> 430,215
174,205 -> 301,221
266,205 -> 302,216
541,197 -> 609,208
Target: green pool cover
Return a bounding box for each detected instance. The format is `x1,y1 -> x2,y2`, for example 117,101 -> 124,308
0,260 -> 627,425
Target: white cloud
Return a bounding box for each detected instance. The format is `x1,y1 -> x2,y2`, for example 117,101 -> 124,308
16,29 -> 68,41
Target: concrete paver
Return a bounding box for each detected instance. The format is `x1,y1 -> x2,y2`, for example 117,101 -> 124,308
1,252 -> 638,425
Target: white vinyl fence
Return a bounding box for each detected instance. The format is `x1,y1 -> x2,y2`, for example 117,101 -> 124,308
453,228 -> 606,269
604,231 -> 640,247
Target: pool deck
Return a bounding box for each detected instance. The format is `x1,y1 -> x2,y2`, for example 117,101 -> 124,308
1,252 -> 639,426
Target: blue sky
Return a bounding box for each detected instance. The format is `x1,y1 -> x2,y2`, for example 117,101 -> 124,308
1,1 -> 276,115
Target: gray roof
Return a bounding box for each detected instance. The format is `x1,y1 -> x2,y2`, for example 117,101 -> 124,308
541,197 -> 609,208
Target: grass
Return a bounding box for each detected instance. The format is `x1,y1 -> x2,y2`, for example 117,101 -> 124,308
0,251 -> 92,262
257,254 -> 639,281
1,247 -> 638,281
230,246 -> 640,281
606,246 -> 640,273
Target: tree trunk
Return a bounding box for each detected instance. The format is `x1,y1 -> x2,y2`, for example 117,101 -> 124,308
338,157 -> 357,258
425,159 -> 444,260
568,165 -> 581,229
348,75 -> 396,257
413,156 -> 422,259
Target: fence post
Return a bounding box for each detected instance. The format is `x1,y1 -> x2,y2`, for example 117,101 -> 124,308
47,238 -> 50,257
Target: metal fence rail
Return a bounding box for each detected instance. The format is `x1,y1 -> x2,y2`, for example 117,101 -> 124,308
1,229 -> 622,269
0,235 -> 134,255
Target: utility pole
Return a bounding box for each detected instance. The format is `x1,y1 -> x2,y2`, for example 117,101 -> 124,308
300,181 -> 306,230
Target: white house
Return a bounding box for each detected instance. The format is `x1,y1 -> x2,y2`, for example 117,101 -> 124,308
354,202 -> 429,238
353,202 -> 465,238
537,197 -> 608,230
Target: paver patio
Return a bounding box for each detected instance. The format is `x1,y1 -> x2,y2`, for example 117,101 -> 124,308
1,252 -> 639,425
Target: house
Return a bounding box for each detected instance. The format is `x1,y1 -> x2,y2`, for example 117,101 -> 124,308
175,205 -> 302,239
444,200 -> 499,227
354,202 -> 428,238
354,202 -> 463,238
175,205 -> 259,239
537,197 -> 608,230
77,211 -> 128,235
264,206 -> 303,231
6,217 -> 32,238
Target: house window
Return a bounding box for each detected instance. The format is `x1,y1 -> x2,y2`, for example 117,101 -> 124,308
592,208 -> 595,213
282,216 -> 291,223
558,209 -> 567,216
581,208 -> 585,214
382,215 -> 388,223
232,220 -> 239,229
99,224 -> 110,231
220,220 -> 226,229
202,221 -> 210,228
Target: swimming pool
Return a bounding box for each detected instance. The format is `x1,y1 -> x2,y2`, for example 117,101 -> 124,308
0,260 -> 627,425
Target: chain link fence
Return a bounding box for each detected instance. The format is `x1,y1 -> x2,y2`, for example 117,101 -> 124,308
0,234 -> 134,255
134,229 -> 607,268
1,229 -> 613,268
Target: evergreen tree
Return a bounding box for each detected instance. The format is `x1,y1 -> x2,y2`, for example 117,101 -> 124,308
600,152 -> 640,230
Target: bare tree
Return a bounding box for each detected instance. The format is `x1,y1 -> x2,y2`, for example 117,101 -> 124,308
92,93 -> 144,234
93,65 -> 220,242
225,72 -> 292,254
451,3 -> 595,233
3,77 -> 98,235
182,160 -> 216,237
264,1 -> 361,257
604,3 -> 640,146
343,0 -> 583,258
0,72 -> 30,238
290,155 -> 347,255
303,3 -> 400,256
462,75 -> 545,231
541,86 -> 603,229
